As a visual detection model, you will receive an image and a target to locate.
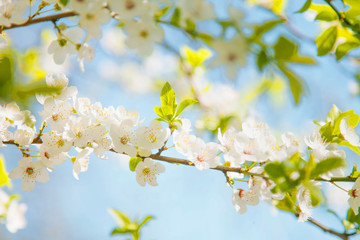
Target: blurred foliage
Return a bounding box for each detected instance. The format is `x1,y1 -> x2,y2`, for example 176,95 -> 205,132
0,47 -> 61,108
109,208 -> 153,240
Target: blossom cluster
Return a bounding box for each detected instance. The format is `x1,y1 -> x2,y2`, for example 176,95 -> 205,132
1,72 -> 360,228
1,0 -> 248,78
1,73 -> 170,192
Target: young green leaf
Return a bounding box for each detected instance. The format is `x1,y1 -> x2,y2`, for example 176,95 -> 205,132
315,10 -> 338,21
310,157 -> 346,178
274,36 -> 297,60
138,216 -> 154,228
326,104 -> 341,122
296,0 -> 312,13
277,64 -> 305,105
316,26 -> 338,56
129,157 -> 143,172
335,42 -> 360,61
109,208 -> 132,227
175,99 -> 197,118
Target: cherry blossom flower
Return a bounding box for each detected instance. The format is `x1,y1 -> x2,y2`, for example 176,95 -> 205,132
340,118 -> 360,146
108,0 -> 148,19
304,131 -> 328,160
41,131 -> 72,155
188,138 -> 220,170
136,120 -> 170,151
13,126 -> 35,146
9,157 -> 50,192
0,0 -> 27,27
73,148 -> 92,180
6,200 -> 27,233
232,189 -> 259,214
135,158 -> 165,186
48,28 -> 84,64
210,35 -> 247,79
349,178 -> 360,215
110,120 -> 137,157
177,0 -> 215,24
124,18 -> 164,56
39,98 -> 72,132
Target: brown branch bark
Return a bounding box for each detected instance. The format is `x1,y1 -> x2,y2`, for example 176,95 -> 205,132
307,217 -> 356,240
2,11 -> 78,31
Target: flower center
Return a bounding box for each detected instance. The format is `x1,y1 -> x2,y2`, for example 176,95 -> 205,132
238,189 -> 245,198
143,167 -> 150,175
52,114 -> 59,121
125,0 -> 135,10
26,167 -> 34,175
120,136 -> 129,145
57,139 -> 65,147
228,53 -> 236,62
140,30 -> 148,38
352,189 -> 360,198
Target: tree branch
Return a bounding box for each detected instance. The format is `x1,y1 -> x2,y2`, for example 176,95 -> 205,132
2,11 -> 78,31
324,0 -> 360,36
307,217 -> 356,240
2,138 -> 358,183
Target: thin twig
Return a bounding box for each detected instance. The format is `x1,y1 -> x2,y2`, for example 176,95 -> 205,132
2,11 -> 77,31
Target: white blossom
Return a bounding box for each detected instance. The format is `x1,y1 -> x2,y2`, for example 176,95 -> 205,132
6,200 -> 27,233
349,178 -> 360,215
340,118 -> 360,146
73,148 -> 92,180
135,158 -> 165,186
9,157 -> 50,192
124,18 -> 164,56
13,126 -> 35,146
188,138 -> 220,170
232,189 -> 259,214
136,120 -> 170,151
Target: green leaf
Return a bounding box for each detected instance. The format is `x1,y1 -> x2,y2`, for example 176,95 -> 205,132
175,99 -> 197,118
154,106 -> 164,119
316,26 -> 338,56
339,141 -> 360,155
333,110 -> 359,134
306,182 -> 323,207
264,162 -> 285,179
347,207 -> 360,226
111,227 -> 135,235
154,6 -> 171,19
277,64 -> 305,105
59,0 -> 68,6
335,42 -> 360,61
256,49 -> 269,71
251,19 -> 285,41
129,157 -> 143,172
160,82 -> 177,118
319,121 -> 334,142
274,36 -> 297,60
310,157 -> 346,178
296,0 -> 312,13
274,192 -> 297,213
185,19 -> 196,32
315,10 -> 338,21
138,216 -> 154,228
326,104 -> 341,122
109,209 -> 132,227
170,7 -> 181,26
0,155 -> 9,187
287,55 -> 316,65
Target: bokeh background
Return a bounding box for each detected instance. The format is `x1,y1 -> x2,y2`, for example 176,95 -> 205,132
1,0 -> 360,239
